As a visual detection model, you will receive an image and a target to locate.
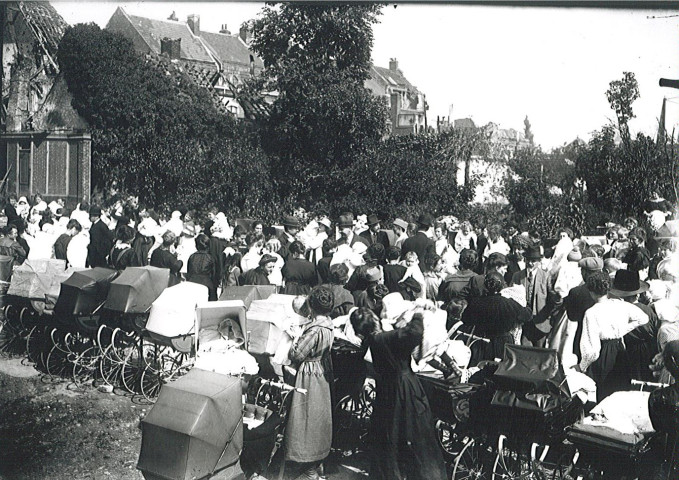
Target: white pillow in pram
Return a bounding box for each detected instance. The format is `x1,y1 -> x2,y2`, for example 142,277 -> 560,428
583,391 -> 654,436
194,349 -> 259,376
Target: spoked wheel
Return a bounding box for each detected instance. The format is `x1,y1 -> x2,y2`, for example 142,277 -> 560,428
0,313 -> 25,356
492,435 -> 534,480
121,341 -> 149,395
25,325 -> 50,370
436,419 -> 466,458
45,343 -> 72,381
333,393 -> 368,452
71,346 -> 101,390
140,350 -> 190,402
99,349 -> 123,389
453,437 -> 491,480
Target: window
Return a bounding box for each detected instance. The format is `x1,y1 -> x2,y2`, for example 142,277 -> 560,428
18,141 -> 31,189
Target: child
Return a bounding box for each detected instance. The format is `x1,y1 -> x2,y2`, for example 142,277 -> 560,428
399,251 -> 426,299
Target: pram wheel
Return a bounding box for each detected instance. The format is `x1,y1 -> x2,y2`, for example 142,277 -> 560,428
491,435 -> 533,480
436,419 -> 465,458
452,437 -> 490,480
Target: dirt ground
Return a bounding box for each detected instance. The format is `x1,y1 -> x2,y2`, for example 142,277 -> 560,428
0,356 -> 369,480
0,357 -> 144,480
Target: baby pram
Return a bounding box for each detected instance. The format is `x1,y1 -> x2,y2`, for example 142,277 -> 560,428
240,377 -> 307,479
123,282 -> 209,400
566,381 -> 662,479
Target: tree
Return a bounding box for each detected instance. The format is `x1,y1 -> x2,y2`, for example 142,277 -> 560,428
58,23 -> 273,214
605,71 -> 639,144
524,115 -> 534,145
246,3 -> 388,205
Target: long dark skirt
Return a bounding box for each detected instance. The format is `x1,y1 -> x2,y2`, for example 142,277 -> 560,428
587,339 -> 629,403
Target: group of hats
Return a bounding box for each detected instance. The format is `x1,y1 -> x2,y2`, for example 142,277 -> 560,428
576,255 -> 649,297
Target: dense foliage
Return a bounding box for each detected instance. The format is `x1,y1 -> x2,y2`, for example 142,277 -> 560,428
246,3 -> 388,204
58,23 -> 273,214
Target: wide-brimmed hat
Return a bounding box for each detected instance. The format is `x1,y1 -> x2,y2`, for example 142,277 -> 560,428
524,246 -> 543,261
567,248 -> 582,262
416,213 -> 434,228
393,218 -> 408,231
610,269 -> 649,297
578,257 -> 603,272
282,215 -> 300,228
366,214 -> 380,226
259,254 -> 277,266
337,214 -> 355,228
318,216 -> 332,230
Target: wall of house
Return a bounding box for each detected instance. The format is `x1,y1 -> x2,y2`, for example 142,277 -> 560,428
2,133 -> 91,205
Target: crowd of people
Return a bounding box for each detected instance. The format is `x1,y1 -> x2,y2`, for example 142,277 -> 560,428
2,191 -> 678,480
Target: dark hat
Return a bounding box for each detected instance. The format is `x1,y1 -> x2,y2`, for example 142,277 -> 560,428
259,254 -> 277,266
282,215 -> 300,228
337,214 -> 355,228
400,276 -> 422,294
416,213 -> 434,228
610,270 -> 649,297
578,257 -> 603,272
89,206 -> 102,217
524,246 -> 543,261
366,214 -> 380,226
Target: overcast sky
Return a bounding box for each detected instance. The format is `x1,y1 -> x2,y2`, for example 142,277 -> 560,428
53,2 -> 679,149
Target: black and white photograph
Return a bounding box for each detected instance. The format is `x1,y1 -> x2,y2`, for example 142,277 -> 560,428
1,1 -> 678,479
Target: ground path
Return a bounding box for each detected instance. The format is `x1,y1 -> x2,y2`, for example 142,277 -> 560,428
0,357 -> 368,480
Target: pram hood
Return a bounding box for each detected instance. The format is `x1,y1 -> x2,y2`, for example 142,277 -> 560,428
219,285 -> 276,310
54,267 -> 118,316
138,369 -> 242,480
104,266 -> 170,314
145,282 -> 208,337
7,258 -> 67,299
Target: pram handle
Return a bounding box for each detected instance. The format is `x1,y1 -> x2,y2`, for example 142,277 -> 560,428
630,379 -> 668,389
258,378 -> 307,395
447,322 -> 490,344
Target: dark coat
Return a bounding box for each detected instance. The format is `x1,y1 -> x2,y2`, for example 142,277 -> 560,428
383,264 -> 407,293
438,269 -> 476,303
241,267 -> 271,287
316,256 -> 333,284
278,231 -> 296,262
88,220 -> 114,268
511,268 -> 559,338
208,236 -> 228,289
360,229 -> 390,250
109,246 -> 139,271
53,234 -> 72,261
648,384 -> 679,476
322,283 -> 355,319
459,273 -> 490,300
187,251 -> 217,301
624,302 -> 659,382
564,284 -> 595,361
281,257 -> 317,295
150,248 -> 183,286
401,231 -> 435,263
132,234 -> 155,266
367,314 -> 447,480
4,204 -> 19,225
461,294 -> 532,364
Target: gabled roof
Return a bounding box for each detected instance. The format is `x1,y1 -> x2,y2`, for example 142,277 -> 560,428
120,9 -> 214,64
372,65 -> 415,91
201,31 -> 263,70
17,1 -> 68,54
454,118 -> 476,129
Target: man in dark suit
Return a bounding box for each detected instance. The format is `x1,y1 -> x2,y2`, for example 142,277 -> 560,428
337,214 -> 370,248
438,248 -> 479,304
512,246 -> 559,348
401,213 -> 435,263
383,246 -> 407,293
360,214 -> 390,250
278,215 -> 301,262
87,206 -> 114,268
563,257 -> 603,362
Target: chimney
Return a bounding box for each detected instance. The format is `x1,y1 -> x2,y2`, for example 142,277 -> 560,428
160,37 -> 181,60
219,24 -> 231,35
187,14 -> 200,36
167,11 -> 178,21
389,58 -> 398,72
239,24 -> 252,45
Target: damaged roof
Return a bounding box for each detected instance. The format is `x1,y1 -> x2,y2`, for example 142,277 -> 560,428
17,1 -> 68,54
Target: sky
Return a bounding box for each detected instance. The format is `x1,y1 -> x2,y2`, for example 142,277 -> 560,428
52,2 -> 679,150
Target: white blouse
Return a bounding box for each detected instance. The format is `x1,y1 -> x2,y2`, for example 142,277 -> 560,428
579,298 -> 648,372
